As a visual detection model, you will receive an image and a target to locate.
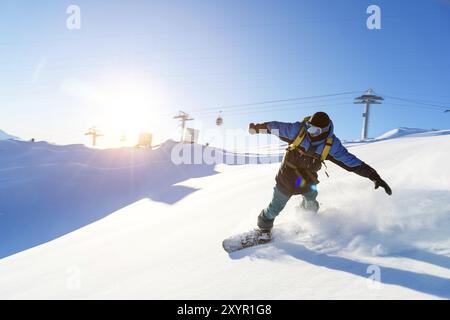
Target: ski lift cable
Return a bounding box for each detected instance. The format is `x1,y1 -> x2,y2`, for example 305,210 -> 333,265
191,96 -> 355,116
381,94 -> 449,110
199,99 -> 448,120
192,91 -> 360,113
223,103 -> 350,117
221,91 -> 359,109
198,102 -> 351,118
384,102 -> 448,112
157,91 -> 359,118
378,90 -> 450,102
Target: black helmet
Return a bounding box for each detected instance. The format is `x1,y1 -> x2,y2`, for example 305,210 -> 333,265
307,112 -> 331,140
309,112 -> 331,128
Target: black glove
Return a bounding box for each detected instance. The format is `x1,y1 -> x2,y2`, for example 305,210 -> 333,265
373,177 -> 392,195
249,123 -> 269,135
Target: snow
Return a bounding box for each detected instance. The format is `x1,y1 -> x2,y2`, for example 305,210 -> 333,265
0,129 -> 450,299
375,127 -> 441,140
0,129 -> 19,141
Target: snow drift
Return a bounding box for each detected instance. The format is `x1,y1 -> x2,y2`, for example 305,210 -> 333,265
0,129 -> 450,299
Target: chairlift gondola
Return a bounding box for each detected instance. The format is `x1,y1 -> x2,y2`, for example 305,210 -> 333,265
216,111 -> 224,126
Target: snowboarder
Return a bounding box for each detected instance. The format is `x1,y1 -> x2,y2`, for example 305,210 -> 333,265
249,112 -> 392,240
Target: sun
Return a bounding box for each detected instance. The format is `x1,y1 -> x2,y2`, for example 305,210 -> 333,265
84,76 -> 166,147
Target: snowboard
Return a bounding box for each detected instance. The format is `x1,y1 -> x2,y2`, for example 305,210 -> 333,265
222,229 -> 272,253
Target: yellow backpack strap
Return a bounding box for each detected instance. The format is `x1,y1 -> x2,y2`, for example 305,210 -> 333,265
321,137 -> 334,161
288,126 -> 306,151
288,117 -> 311,151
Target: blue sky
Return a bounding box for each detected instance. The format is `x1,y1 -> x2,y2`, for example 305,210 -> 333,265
0,0 -> 449,146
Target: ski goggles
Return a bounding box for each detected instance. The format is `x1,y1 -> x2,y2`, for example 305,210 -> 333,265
306,122 -> 331,137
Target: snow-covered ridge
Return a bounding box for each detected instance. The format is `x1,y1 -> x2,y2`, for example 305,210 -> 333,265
0,129 -> 19,141
376,127 -> 445,140
341,127 -> 450,147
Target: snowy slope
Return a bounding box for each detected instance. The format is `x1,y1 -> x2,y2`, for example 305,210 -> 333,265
0,129 -> 18,141
376,127 -> 441,140
0,130 -> 450,299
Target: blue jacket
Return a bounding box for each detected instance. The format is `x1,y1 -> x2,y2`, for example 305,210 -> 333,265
263,120 -> 379,195
266,120 -> 363,168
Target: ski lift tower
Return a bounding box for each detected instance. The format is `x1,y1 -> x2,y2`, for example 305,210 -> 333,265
354,89 -> 383,140
85,127 -> 103,147
174,111 -> 194,142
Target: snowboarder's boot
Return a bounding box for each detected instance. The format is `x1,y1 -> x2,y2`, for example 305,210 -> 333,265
257,210 -> 274,233
300,197 -> 319,212
222,211 -> 274,253
255,228 -> 272,243
222,228 -> 272,253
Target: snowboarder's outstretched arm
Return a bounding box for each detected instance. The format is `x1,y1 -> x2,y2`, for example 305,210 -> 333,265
249,121 -> 301,143
327,137 -> 392,195
248,122 -> 392,195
